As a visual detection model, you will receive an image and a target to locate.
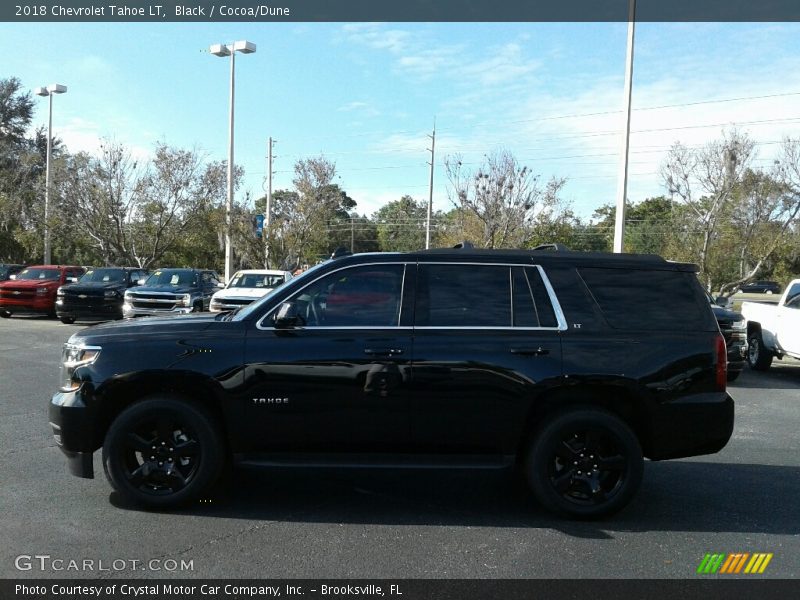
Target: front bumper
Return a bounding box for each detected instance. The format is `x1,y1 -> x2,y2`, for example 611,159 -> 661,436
0,297 -> 54,313
647,392 -> 734,460
56,301 -> 123,321
49,389 -> 97,478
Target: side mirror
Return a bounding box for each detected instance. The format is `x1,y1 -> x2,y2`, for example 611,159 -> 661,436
9,274 -> 17,280
137,278 -> 147,286
274,301 -> 300,328
66,277 -> 78,283
217,282 -> 226,288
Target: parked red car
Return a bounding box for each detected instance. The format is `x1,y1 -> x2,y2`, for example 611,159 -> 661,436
0,265 -> 85,318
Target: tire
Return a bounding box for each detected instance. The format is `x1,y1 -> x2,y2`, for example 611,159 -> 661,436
0,310 -> 10,318
525,408 -> 643,519
727,370 -> 741,382
747,330 -> 773,371
102,396 -> 224,509
60,316 -> 76,325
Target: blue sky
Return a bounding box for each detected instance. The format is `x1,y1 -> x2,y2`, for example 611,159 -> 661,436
3,21 -> 800,220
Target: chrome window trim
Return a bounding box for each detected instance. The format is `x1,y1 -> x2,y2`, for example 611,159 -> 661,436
255,260 -> 568,332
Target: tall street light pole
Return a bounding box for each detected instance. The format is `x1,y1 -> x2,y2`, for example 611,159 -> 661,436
34,83 -> 67,265
210,40 -> 256,283
613,0 -> 636,253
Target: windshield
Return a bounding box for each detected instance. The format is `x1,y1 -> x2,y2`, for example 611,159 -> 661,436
144,270 -> 198,287
15,268 -> 60,281
79,268 -> 127,283
228,272 -> 287,289
231,262 -> 328,321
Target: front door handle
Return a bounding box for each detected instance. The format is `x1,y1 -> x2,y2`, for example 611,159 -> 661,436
510,347 -> 550,356
364,348 -> 404,356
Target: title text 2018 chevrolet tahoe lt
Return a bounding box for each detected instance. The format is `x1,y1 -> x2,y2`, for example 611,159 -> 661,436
49,247 -> 733,518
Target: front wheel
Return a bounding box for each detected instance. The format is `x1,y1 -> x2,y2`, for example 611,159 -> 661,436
525,408 -> 643,519
747,330 -> 773,371
0,310 -> 10,318
102,396 -> 224,509
60,316 -> 76,324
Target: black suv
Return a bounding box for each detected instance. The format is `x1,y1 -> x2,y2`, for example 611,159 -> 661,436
56,267 -> 149,324
49,248 -> 733,518
737,280 -> 781,294
0,264 -> 25,281
122,268 -> 222,317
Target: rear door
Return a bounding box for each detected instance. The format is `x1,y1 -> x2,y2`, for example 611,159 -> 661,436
408,262 -> 564,457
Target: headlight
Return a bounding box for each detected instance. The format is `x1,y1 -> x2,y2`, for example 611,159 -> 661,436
60,343 -> 101,392
56,286 -> 65,297
104,290 -> 119,299
123,291 -> 133,301
177,293 -> 192,307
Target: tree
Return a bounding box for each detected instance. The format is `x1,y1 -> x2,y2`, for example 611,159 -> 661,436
444,150 -> 566,249
0,77 -> 33,146
373,195 -> 432,251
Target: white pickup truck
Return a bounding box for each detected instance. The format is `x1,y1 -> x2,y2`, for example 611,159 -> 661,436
741,278 -> 800,370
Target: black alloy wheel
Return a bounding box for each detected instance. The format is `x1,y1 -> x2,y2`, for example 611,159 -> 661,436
526,408 -> 643,519
747,330 -> 773,371
102,396 -> 223,508
60,316 -> 76,324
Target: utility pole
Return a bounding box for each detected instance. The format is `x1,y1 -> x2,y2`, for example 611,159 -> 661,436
426,118 -> 436,249
264,137 -> 275,268
613,0 -> 636,254
351,214 -> 355,253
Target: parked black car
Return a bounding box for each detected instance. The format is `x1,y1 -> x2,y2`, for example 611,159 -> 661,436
0,264 -> 25,282
56,267 -> 149,324
50,247 -> 733,519
122,268 -> 222,317
737,280 -> 781,294
708,296 -> 747,381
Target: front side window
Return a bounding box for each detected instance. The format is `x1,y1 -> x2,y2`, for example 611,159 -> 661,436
416,264 -> 511,327
280,264 -> 405,327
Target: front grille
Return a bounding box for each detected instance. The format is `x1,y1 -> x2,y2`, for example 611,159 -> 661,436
219,298 -> 254,306
61,292 -> 107,307
0,287 -> 35,300
128,292 -> 181,311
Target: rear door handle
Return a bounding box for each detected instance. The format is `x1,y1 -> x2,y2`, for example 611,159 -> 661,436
510,347 -> 550,356
364,348 -> 404,356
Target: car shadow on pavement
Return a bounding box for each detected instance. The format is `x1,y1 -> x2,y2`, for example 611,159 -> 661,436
110,460 -> 800,538
731,367 -> 800,391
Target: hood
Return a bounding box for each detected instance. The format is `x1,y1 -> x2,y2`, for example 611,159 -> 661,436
62,281 -> 126,292
70,313 -> 219,344
128,284 -> 198,295
213,287 -> 273,300
711,304 -> 743,322
0,278 -> 58,289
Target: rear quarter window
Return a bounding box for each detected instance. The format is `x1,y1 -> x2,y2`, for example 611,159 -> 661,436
578,267 -> 711,331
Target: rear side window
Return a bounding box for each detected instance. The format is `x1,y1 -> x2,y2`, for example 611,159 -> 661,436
511,267 -> 559,328
579,267 -> 708,331
416,264 -> 510,327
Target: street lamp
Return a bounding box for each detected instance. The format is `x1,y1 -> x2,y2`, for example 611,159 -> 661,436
209,40 -> 256,283
34,83 -> 67,265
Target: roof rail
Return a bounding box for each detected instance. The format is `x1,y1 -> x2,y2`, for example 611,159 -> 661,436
452,241 -> 475,249
531,243 -> 569,252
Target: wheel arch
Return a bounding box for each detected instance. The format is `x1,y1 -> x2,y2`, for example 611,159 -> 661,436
517,384 -> 654,460
94,371 -> 230,451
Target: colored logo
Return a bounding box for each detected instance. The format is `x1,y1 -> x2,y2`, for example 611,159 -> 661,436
697,553 -> 773,574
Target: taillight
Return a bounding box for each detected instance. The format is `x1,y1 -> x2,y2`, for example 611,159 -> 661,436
715,333 -> 727,391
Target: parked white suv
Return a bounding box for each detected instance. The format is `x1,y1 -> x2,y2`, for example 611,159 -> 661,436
741,278 -> 800,370
210,269 -> 292,313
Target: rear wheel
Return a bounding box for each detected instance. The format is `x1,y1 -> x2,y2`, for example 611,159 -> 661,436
60,316 -> 76,324
747,330 -> 773,371
0,310 -> 10,318
102,396 -> 224,509
525,408 -> 643,519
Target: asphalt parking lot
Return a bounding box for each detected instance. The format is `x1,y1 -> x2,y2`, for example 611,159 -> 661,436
1,315 -> 798,579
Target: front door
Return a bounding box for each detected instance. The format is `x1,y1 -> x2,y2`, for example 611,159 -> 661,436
777,282 -> 800,355
241,263 -> 413,453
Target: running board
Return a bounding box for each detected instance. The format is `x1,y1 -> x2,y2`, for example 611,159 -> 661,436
234,453 -> 515,470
